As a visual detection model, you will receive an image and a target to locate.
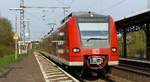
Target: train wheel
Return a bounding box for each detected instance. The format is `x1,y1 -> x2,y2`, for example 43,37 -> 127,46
98,66 -> 110,78
80,67 -> 91,78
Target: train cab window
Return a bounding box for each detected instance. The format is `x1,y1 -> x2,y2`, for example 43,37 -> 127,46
78,23 -> 109,48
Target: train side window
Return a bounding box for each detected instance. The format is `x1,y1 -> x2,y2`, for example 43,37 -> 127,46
59,32 -> 65,40
59,32 -> 64,37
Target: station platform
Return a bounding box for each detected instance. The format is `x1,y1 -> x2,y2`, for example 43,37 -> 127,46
119,57 -> 150,71
119,58 -> 150,64
0,52 -> 45,82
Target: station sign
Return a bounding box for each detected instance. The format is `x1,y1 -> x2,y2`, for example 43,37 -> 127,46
13,32 -> 19,40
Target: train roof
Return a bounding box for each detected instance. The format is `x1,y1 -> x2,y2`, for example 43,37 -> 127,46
61,11 -> 108,24
70,11 -> 107,17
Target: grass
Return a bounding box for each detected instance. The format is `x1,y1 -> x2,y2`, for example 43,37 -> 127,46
0,54 -> 24,72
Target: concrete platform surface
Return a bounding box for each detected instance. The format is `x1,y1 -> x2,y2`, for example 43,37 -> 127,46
0,53 -> 45,82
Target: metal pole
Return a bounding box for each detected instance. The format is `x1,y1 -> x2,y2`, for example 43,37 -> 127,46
26,20 -> 30,53
123,28 -> 127,58
63,8 -> 66,18
15,40 -> 18,60
15,15 -> 18,33
20,0 -> 26,54
15,15 -> 18,59
27,20 -> 30,40
148,0 -> 150,9
145,23 -> 150,60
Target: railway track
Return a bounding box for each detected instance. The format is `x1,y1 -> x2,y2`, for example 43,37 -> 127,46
119,58 -> 150,76
80,74 -> 131,82
39,51 -> 132,82
119,58 -> 150,70
34,52 -> 80,82
111,58 -> 150,82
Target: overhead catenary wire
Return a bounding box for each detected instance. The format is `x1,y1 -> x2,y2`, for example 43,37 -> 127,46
25,11 -> 48,27
25,11 -> 50,33
25,11 -> 58,38
101,0 -> 127,13
34,0 -> 73,6
56,0 -> 74,5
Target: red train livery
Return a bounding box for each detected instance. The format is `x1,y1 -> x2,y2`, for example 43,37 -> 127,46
47,12 -> 119,75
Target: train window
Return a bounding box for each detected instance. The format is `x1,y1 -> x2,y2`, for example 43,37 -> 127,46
59,32 -> 64,36
81,31 -> 108,39
57,32 -> 64,40
77,17 -> 108,23
79,23 -> 108,30
78,23 -> 109,48
79,23 -> 108,38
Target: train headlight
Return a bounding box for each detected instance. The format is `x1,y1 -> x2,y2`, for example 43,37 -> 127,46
72,48 -> 80,53
111,47 -> 117,52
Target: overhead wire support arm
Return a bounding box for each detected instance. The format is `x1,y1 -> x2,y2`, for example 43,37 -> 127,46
24,6 -> 70,9
24,6 -> 71,19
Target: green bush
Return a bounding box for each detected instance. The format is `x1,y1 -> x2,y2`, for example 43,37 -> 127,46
0,54 -> 23,72
0,45 -> 14,57
0,17 -> 14,57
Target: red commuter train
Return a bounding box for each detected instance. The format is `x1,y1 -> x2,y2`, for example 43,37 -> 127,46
47,12 -> 119,76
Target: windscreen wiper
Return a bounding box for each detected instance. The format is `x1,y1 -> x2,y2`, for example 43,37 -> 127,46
87,38 -> 107,42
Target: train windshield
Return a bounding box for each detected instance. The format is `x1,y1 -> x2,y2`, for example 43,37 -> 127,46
78,23 -> 109,48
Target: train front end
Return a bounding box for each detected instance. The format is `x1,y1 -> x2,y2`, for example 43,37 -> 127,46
68,12 -> 119,74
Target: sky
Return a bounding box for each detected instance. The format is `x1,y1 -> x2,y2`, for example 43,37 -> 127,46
0,0 -> 148,40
